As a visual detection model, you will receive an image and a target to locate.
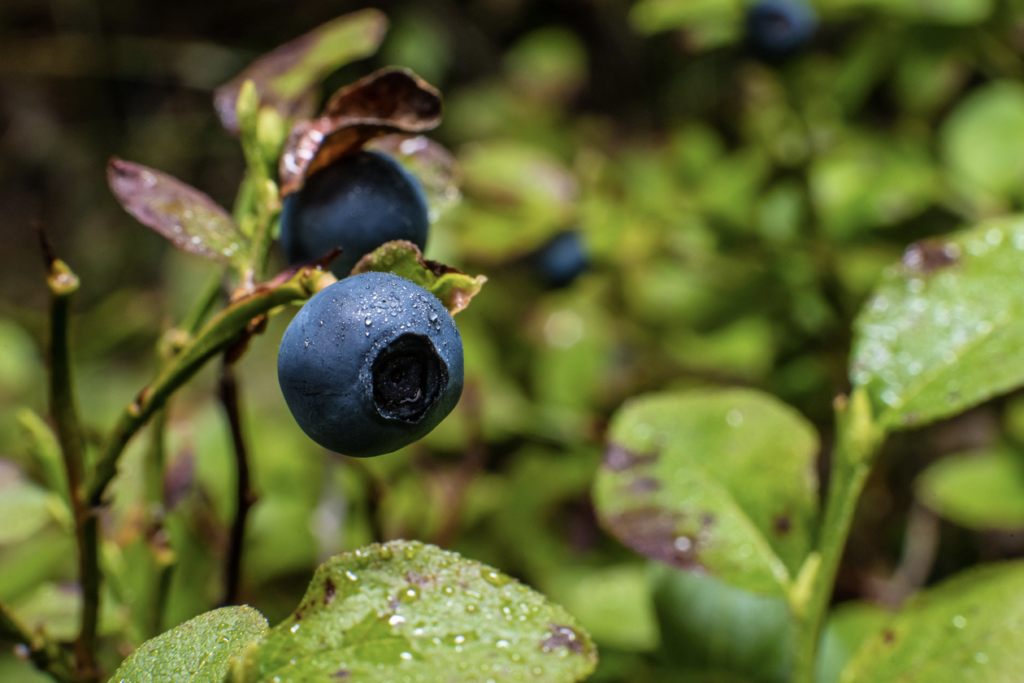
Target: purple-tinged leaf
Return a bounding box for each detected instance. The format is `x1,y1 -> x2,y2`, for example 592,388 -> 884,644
214,9 -> 389,135
108,159 -> 247,265
366,134 -> 461,220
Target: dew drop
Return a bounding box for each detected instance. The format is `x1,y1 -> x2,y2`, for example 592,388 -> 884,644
496,640 -> 509,649
365,317 -> 372,326
726,409 -> 743,427
674,536 -> 692,552
953,615 -> 967,628
401,652 -> 413,661
346,571 -> 358,581
390,615 -> 406,626
290,623 -> 300,633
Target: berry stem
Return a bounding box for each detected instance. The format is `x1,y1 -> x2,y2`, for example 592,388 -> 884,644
87,264 -> 333,507
218,362 -> 256,606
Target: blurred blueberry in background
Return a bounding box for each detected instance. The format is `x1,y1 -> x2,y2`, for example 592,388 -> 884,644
745,0 -> 818,58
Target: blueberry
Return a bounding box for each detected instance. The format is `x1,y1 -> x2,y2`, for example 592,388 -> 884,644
745,0 -> 817,58
277,272 -> 463,457
532,230 -> 589,289
279,151 -> 430,277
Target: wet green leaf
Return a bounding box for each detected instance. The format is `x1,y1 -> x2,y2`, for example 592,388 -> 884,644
230,540 -> 597,683
214,10 -> 389,134
839,563 -> 1024,682
850,216 -> 1024,429
107,158 -> 248,266
654,567 -> 791,683
109,606 -> 268,683
916,449 -> 1024,530
941,81 -> 1024,200
351,240 -> 487,315
593,389 -> 819,596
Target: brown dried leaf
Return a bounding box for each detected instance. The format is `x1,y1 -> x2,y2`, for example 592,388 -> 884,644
279,68 -> 442,195
214,9 -> 388,134
107,159 -> 247,265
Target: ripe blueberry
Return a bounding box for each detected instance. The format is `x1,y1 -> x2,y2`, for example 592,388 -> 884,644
279,151 -> 430,277
745,0 -> 817,58
277,272 -> 463,457
532,230 -> 589,289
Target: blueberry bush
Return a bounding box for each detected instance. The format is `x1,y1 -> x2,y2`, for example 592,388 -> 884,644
4,1 -> 1024,682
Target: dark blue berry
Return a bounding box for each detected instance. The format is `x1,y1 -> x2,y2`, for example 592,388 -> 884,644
279,151 -> 430,277
533,230 -> 589,289
745,0 -> 817,58
277,272 -> 463,457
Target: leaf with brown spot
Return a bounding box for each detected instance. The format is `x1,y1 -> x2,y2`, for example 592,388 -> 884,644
108,158 -> 248,266
279,68 -> 443,195
852,216 -> 1024,430
213,10 -> 389,135
593,388 -> 820,596
228,541 -> 596,683
350,240 -> 486,315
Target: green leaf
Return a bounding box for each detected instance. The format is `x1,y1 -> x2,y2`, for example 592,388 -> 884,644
629,0 -> 741,36
839,562 -> 1024,682
941,81 -> 1024,200
809,136 -> 936,241
0,461 -> 63,546
109,606 -> 268,683
592,388 -> 819,596
350,240 -> 487,315
12,582 -> 124,642
214,9 -> 389,134
815,602 -> 891,683
16,409 -> 69,508
547,564 -> 660,652
107,158 -> 248,266
825,0 -> 992,25
850,216 -> 1024,429
230,540 -> 597,683
654,567 -> 791,683
916,449 -> 1024,530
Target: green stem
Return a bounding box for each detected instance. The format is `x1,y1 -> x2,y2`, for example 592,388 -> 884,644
87,264 -> 333,507
791,390 -> 886,683
0,601 -> 77,683
46,259 -> 99,682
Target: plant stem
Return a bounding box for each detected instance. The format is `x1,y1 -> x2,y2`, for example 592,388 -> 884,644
791,390 -> 885,683
218,362 -> 255,606
45,258 -> 100,682
86,264 -> 333,507
0,601 -> 78,683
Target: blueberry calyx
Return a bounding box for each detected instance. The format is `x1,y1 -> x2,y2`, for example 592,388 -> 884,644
371,333 -> 447,421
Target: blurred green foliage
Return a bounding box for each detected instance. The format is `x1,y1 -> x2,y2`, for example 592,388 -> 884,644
7,0 -> 1024,681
